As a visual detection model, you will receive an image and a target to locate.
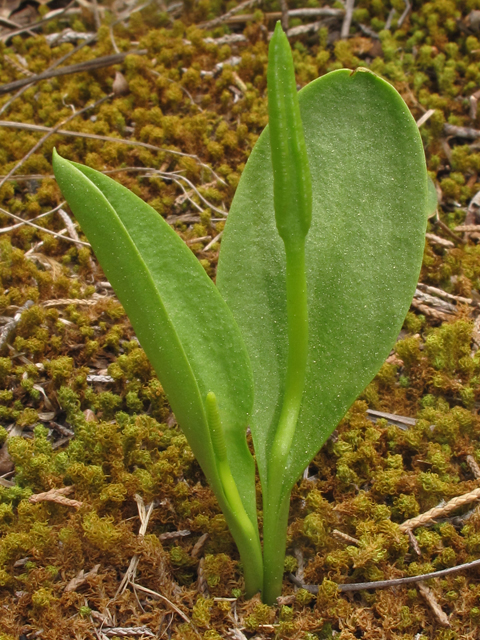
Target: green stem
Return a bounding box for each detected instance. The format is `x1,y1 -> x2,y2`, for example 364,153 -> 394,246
262,488 -> 291,605
206,392 -> 263,597
269,245 -> 309,469
263,244 -> 309,603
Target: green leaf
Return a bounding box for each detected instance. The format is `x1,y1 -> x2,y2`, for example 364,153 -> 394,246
217,69 -> 428,498
52,152 -> 261,592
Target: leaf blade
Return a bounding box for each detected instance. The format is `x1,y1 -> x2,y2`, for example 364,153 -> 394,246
52,152 -> 258,531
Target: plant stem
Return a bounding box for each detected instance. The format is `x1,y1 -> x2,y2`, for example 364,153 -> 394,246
263,244 -> 309,603
262,488 -> 291,604
206,392 -> 263,597
269,245 -> 309,467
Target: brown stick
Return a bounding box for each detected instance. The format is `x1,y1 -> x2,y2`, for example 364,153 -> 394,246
0,50 -> 146,97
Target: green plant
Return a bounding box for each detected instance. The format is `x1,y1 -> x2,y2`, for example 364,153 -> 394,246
52,23 -> 429,604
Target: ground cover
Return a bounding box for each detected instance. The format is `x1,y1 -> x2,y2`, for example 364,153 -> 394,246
2,0 -> 480,637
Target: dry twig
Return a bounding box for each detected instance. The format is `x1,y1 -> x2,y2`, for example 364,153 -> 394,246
0,51 -> 146,97
410,298 -> 452,322
290,556 -> 480,593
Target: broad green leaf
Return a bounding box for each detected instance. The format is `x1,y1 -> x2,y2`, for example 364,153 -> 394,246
217,69 -> 428,499
52,153 -> 259,570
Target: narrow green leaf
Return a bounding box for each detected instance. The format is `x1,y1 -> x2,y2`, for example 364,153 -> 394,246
217,69 -> 428,499
52,152 -> 262,593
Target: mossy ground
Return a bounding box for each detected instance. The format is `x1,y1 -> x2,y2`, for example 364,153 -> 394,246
2,0 -> 480,637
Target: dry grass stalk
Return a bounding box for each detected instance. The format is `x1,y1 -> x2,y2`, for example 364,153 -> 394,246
410,299 -> 452,322
42,295 -> 109,308
64,564 -> 100,593
191,533 -> 208,558
102,627 -> 155,637
0,93 -> 113,192
28,486 -> 83,509
425,232 -> 454,248
466,455 -> 480,479
130,582 -> 200,636
455,224 -> 480,231
414,289 -> 457,313
435,217 -> 467,244
116,494 -> 154,597
332,529 -> 360,546
444,123 -> 480,139
399,486 -> 480,531
158,529 -> 191,541
418,583 -> 450,627
406,529 -> 421,556
197,557 -> 209,597
0,120 -> 224,183
417,282 -> 473,306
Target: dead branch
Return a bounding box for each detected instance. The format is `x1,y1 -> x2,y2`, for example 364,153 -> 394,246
417,283 -> 473,306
